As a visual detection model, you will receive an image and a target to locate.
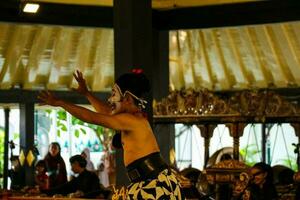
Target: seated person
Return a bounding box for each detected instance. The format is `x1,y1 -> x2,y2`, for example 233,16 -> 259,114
180,167 -> 202,199
35,160 -> 49,190
81,148 -> 95,172
8,156 -> 24,190
233,162 -> 278,200
44,142 -> 67,188
43,155 -> 110,199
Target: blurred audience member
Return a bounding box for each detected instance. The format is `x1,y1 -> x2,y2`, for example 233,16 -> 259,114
97,153 -> 110,187
81,148 -> 95,172
180,167 -> 202,199
249,162 -> 278,199
98,162 -> 109,187
35,160 -> 49,190
8,156 -> 24,190
233,162 -> 278,200
44,155 -> 110,199
44,142 -> 67,188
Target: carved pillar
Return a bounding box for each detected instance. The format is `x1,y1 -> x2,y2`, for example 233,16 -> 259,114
261,123 -> 266,163
227,123 -> 246,160
197,124 -> 215,168
291,123 -> 300,170
20,103 -> 35,186
3,108 -> 10,189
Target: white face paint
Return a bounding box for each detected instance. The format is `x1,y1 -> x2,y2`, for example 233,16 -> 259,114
108,84 -> 123,114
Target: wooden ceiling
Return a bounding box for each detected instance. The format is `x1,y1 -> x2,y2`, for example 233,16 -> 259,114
0,21 -> 299,92
170,22 -> 300,91
31,0 -> 260,9
0,24 -> 114,91
0,0 -> 299,94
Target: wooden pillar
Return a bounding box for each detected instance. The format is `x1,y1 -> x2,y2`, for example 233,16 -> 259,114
19,103 -> 35,186
197,124 -> 215,168
261,123 -> 266,162
3,108 -> 10,189
227,123 -> 245,160
113,0 -> 153,186
152,30 -> 173,165
113,0 -> 153,82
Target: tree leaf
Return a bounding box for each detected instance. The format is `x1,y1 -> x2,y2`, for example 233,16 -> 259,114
80,128 -> 86,135
75,130 -> 80,138
57,110 -> 67,120
60,124 -> 67,131
72,117 -> 84,125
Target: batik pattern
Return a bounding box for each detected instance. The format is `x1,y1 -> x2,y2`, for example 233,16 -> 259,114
127,168 -> 184,200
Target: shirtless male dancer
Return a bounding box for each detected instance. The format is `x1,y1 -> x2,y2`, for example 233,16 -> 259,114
38,70 -> 184,199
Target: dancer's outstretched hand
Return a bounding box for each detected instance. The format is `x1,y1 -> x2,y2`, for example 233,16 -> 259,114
38,91 -> 61,107
73,70 -> 89,95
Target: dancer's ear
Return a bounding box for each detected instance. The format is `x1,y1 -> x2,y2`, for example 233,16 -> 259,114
123,93 -> 134,104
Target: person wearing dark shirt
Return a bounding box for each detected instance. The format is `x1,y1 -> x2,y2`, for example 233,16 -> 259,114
44,154 -> 109,199
44,142 -> 67,188
233,162 -> 278,200
248,162 -> 278,200
8,156 -> 24,190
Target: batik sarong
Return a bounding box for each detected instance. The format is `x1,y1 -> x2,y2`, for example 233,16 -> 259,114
127,168 -> 184,200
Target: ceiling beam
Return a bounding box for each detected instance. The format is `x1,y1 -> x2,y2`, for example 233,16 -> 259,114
0,1 -> 113,28
0,87 -> 299,104
1,1 -> 300,30
0,89 -> 110,104
153,1 -> 300,30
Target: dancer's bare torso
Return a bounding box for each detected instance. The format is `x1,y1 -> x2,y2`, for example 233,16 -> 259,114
121,116 -> 160,166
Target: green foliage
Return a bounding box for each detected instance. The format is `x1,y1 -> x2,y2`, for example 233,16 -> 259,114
74,129 -> 80,138
50,109 -> 114,150
277,157 -> 298,171
57,110 -> 67,121
54,110 -> 68,137
240,144 -> 261,166
240,144 -> 298,170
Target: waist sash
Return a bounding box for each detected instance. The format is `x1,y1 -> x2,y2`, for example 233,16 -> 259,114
126,152 -> 168,183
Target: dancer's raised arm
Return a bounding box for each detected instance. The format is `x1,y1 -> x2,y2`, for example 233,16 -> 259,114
73,70 -> 111,114
38,91 -> 132,131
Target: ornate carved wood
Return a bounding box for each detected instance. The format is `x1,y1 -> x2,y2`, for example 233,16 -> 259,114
226,123 -> 247,160
154,90 -> 300,123
197,124 -> 216,167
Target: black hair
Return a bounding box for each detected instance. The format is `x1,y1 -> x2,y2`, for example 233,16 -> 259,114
35,160 -> 47,173
50,142 -> 61,153
253,162 -> 274,185
115,72 -> 150,98
45,142 -> 64,161
278,168 -> 295,185
69,155 -> 87,168
35,160 -> 46,168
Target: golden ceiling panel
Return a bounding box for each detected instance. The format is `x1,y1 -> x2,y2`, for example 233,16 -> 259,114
169,21 -> 300,91
0,23 -> 114,91
0,21 -> 299,92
